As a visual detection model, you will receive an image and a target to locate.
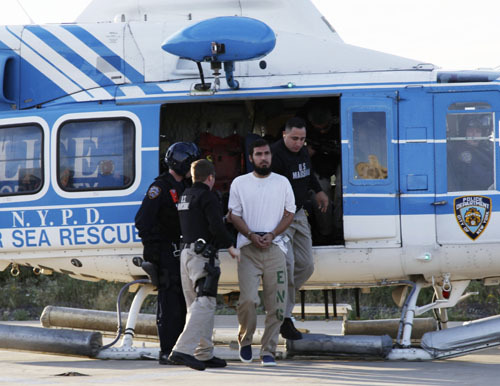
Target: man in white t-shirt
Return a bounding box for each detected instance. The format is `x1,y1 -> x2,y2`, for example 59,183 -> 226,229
228,138 -> 296,367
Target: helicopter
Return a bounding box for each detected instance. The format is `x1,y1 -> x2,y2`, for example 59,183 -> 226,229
1,0 -> 500,361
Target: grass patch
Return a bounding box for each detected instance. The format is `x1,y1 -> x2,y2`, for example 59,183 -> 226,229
1,267 -> 499,322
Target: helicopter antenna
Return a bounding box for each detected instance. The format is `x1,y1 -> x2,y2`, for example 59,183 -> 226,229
16,0 -> 35,24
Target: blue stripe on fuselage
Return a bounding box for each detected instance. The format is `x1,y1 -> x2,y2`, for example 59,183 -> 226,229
0,29 -> 75,107
61,25 -> 144,84
345,193 -> 500,215
26,26 -> 116,89
6,26 -> 92,99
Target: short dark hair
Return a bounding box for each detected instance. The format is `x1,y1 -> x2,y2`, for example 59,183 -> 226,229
191,159 -> 215,183
285,117 -> 307,132
248,138 -> 270,156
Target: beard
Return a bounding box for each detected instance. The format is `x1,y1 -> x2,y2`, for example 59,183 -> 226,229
253,165 -> 271,176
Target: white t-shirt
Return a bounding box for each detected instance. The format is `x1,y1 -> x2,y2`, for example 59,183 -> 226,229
228,172 -> 296,250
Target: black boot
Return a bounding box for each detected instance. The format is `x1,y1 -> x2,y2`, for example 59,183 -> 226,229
159,351 -> 173,365
168,351 -> 206,371
203,356 -> 227,368
280,317 -> 302,340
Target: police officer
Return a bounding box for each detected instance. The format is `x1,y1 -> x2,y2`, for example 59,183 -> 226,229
168,159 -> 239,371
135,142 -> 200,365
271,117 -> 329,340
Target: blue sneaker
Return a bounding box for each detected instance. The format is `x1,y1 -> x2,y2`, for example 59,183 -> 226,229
261,355 -> 276,367
239,345 -> 253,363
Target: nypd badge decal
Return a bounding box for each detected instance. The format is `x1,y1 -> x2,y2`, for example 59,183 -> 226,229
147,185 -> 161,199
454,196 -> 491,240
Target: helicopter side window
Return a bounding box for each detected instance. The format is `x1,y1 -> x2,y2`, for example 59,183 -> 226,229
0,124 -> 43,196
446,112 -> 495,192
58,118 -> 135,191
352,111 -> 388,180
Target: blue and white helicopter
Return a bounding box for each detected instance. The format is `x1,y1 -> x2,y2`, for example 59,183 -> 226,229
1,0 -> 500,360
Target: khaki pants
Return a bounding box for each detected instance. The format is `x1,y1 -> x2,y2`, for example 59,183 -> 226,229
172,246 -> 219,361
283,208 -> 315,317
237,243 -> 287,357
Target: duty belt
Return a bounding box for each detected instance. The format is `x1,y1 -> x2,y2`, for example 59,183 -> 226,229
182,239 -> 208,250
182,240 -> 218,257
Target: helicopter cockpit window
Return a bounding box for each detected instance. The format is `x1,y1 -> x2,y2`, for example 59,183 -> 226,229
58,118 -> 135,191
352,112 -> 388,180
446,112 -> 495,192
0,124 -> 43,196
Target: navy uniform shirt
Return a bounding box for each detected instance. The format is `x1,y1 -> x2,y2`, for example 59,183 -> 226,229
271,138 -> 322,211
178,182 -> 234,249
135,172 -> 185,245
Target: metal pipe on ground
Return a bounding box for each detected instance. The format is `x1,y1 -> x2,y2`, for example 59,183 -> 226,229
41,306 -> 287,345
0,324 -> 102,357
40,306 -> 157,336
421,314 -> 500,358
343,318 -> 438,339
287,333 -> 393,358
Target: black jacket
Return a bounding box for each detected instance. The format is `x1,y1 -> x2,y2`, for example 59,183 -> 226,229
271,139 -> 322,211
135,172 -> 186,245
178,182 -> 234,249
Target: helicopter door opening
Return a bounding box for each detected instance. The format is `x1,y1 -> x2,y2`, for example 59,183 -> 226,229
434,92 -> 500,244
340,93 -> 401,247
159,96 -> 344,246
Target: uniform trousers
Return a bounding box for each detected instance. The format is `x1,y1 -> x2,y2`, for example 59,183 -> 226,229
283,208 -> 315,318
237,243 -> 287,357
172,246 -> 219,361
157,244 -> 186,355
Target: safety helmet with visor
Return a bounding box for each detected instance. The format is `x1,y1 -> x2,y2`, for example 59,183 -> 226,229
165,142 -> 201,177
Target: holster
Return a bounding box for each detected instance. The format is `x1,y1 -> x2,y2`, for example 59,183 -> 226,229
196,262 -> 220,298
141,261 -> 160,288
193,239 -> 220,297
202,262 -> 221,297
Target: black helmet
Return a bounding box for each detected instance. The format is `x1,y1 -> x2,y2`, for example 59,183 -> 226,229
165,142 -> 201,176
